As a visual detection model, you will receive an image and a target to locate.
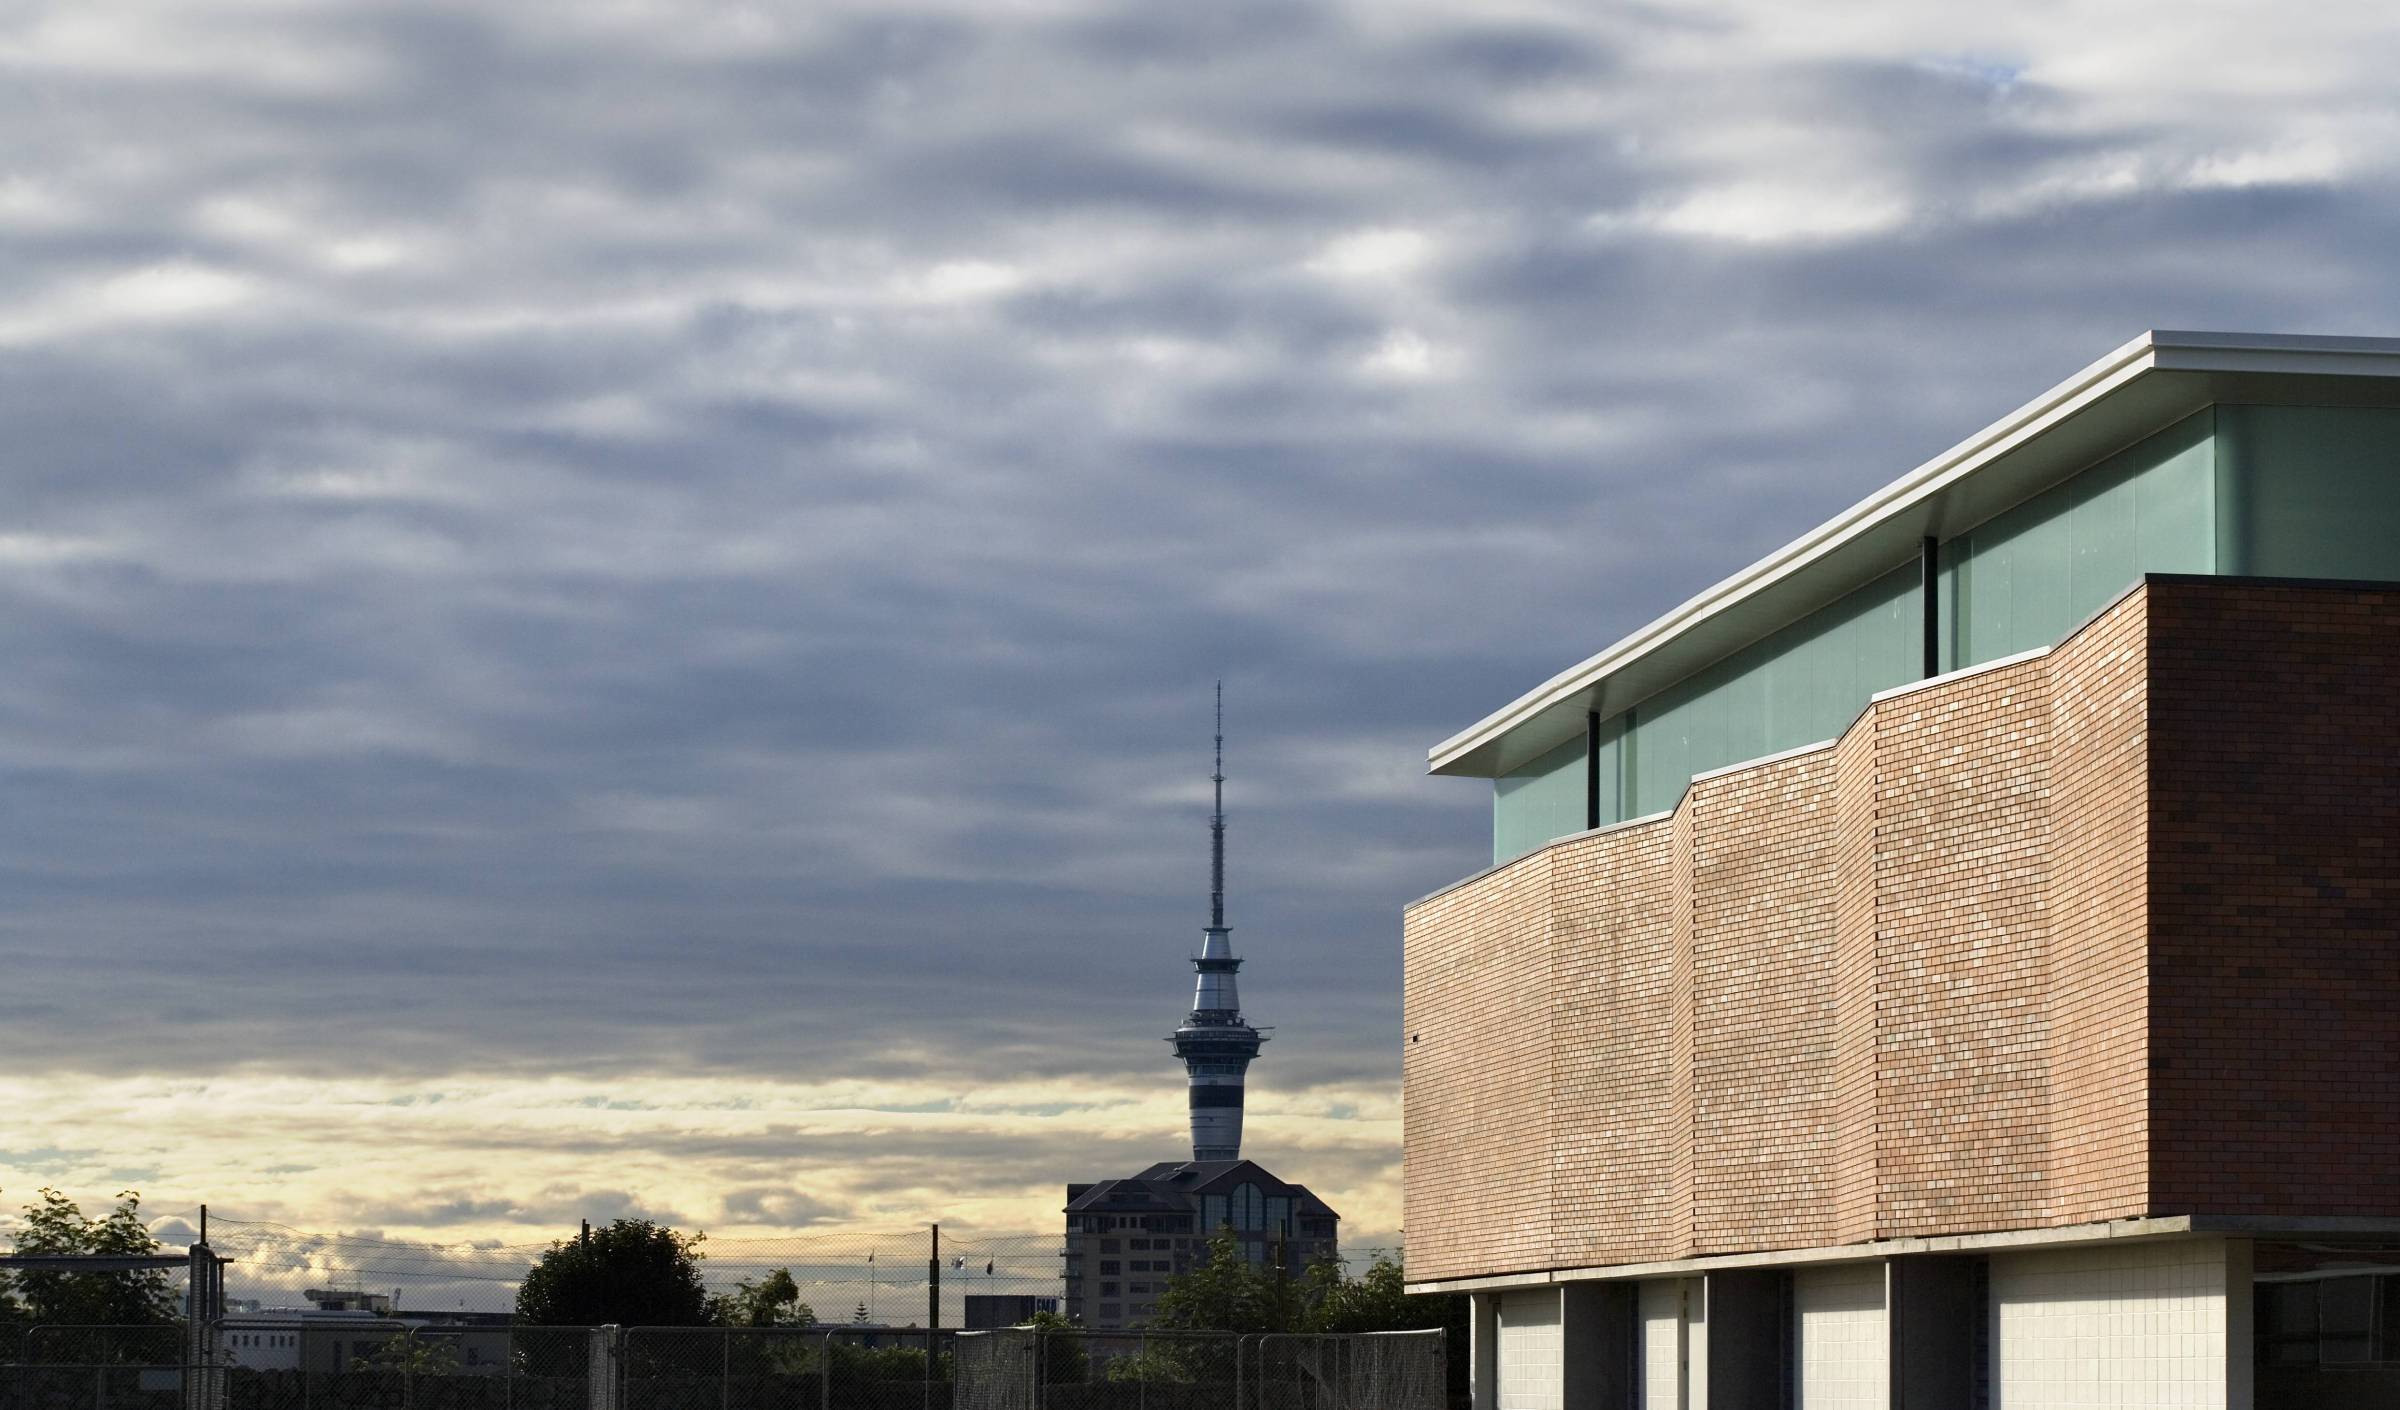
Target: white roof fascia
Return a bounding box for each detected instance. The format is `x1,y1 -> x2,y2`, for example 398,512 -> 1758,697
1430,330 -> 2400,778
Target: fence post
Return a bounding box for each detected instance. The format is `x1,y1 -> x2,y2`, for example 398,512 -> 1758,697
818,1330 -> 833,1410
720,1327 -> 730,1410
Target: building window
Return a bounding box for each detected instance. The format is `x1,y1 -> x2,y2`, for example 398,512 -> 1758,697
1101,1284 -> 1119,1298
1232,1183 -> 1264,1232
1203,1195 -> 1228,1231
1100,1261 -> 1119,1275
1100,1304 -> 1121,1320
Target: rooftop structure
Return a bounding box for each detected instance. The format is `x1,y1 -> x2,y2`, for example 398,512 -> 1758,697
1404,332 -> 2400,1407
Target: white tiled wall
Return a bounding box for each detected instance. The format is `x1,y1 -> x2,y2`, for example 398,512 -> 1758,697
1992,1239 -> 2232,1409
1795,1262 -> 1888,1409
1496,1288 -> 1562,1410
1639,1278 -> 1704,1410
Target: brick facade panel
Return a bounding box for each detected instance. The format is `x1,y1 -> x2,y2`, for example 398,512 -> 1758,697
1687,753 -> 1842,1254
2147,584 -> 2400,1217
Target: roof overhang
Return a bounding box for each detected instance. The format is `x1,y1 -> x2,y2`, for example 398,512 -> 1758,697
1432,330 -> 2400,778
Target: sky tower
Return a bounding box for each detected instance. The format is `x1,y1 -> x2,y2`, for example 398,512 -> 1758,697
1170,683 -> 1266,1162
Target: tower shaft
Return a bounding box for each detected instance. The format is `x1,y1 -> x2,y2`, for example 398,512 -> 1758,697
1171,682 -> 1265,1162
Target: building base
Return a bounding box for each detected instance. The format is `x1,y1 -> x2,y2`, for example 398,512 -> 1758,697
1453,1228 -> 2322,1409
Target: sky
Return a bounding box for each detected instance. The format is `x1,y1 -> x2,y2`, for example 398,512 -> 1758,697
4,0 -> 2399,1257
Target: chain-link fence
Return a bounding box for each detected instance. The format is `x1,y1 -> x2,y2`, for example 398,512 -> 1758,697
182,1222 -> 1069,1330
621,1327 -> 954,1410
3,1325 -> 1442,1410
951,1328 -> 1444,1410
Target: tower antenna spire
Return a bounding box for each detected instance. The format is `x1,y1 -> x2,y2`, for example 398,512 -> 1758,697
1211,680 -> 1226,931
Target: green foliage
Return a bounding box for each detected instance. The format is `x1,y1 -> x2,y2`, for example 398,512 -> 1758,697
1101,1347 -> 1194,1384
828,1341 -> 947,1382
1148,1230 -> 1303,1335
709,1268 -> 814,1328
4,1189 -> 178,1327
513,1220 -> 714,1328
1023,1311 -> 1086,1384
1150,1235 -> 1465,1350
1305,1253 -> 1448,1334
351,1332 -> 461,1375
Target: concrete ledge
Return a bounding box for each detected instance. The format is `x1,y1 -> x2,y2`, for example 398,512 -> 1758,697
1404,1216 -> 2200,1295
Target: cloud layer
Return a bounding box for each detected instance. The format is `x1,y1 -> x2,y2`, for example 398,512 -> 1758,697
6,0 -> 2399,1242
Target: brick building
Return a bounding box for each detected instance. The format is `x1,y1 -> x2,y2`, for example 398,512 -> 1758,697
1404,331 -> 2400,1408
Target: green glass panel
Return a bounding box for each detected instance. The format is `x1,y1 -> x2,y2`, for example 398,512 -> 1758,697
1492,734 -> 1586,865
1592,713 -> 1625,830
1617,561 -> 1916,817
1944,409 -> 2213,664
2222,406 -> 2400,580
2070,453 -> 2140,618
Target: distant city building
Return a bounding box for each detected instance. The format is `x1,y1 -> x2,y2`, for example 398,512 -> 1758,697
963,1294 -> 1059,1329
1060,694 -> 1339,1329
1064,1160 -> 1338,1328
215,1292 -> 511,1374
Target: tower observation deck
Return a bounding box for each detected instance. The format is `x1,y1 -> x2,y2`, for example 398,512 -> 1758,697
1169,683 -> 1266,1162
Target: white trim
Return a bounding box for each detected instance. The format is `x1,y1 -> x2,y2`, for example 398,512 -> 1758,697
1406,809 -> 1673,912
1429,330 -> 2400,777
1866,645 -> 2053,705
1689,736 -> 1837,783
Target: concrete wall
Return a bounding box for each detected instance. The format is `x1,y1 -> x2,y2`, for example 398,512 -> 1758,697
1794,1263 -> 1887,1410
1990,1239 -> 2247,1409
1495,1288 -> 1562,1410
1636,1278 -> 1704,1410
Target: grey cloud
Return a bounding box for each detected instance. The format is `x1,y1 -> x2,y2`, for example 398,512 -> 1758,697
7,0 -> 2400,1239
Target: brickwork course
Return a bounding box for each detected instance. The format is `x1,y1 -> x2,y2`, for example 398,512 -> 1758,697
1400,578 -> 2400,1284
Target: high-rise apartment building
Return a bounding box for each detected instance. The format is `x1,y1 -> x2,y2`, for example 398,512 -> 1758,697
1404,332 -> 2400,1407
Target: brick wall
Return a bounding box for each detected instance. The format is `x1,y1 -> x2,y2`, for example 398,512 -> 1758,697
1871,654 -> 2054,1236
1401,848 -> 1555,1279
1402,579 -> 2400,1284
1550,823 -> 1677,1267
2045,588 -> 2153,1224
2147,583 -> 2400,1215
1687,752 -> 1843,1253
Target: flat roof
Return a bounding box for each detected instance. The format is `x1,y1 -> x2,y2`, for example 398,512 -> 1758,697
1432,330 -> 2400,778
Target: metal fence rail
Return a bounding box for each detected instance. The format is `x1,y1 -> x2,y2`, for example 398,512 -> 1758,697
949,1329 -> 1444,1410
5,1324 -> 1443,1410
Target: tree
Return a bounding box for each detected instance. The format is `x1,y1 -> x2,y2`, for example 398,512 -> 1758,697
1304,1253 -> 1449,1334
514,1220 -> 714,1327
5,1190 -> 178,1328
711,1268 -> 814,1328
1103,1347 -> 1194,1383
1021,1310 -> 1086,1386
1148,1230 -> 1304,1335
353,1331 -> 461,1375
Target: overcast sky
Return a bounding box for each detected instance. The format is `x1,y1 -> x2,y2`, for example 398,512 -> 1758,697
5,0 -> 2397,1249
